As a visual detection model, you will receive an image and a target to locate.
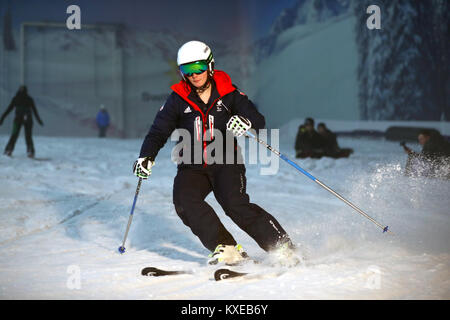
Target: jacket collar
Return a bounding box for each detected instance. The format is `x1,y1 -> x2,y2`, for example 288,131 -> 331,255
171,70 -> 235,102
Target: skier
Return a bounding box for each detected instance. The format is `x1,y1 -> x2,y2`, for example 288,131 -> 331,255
0,85 -> 43,158
133,40 -> 299,266
96,104 -> 110,138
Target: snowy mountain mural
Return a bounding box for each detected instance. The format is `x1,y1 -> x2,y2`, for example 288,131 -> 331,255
252,0 -> 448,126
254,0 -> 351,63
271,0 -> 351,34
249,0 -> 357,127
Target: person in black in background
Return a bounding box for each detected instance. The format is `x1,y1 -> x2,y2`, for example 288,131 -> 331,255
402,129 -> 450,178
0,85 -> 43,158
295,118 -> 325,158
317,122 -> 353,158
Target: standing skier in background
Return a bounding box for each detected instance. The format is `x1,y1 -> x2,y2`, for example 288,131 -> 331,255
0,85 -> 43,158
133,40 -> 299,266
96,104 -> 110,138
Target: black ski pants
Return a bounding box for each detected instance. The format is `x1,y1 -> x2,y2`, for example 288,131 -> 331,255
5,116 -> 34,155
173,164 -> 292,252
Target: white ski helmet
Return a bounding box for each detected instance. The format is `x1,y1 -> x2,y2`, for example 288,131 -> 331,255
177,40 -> 214,77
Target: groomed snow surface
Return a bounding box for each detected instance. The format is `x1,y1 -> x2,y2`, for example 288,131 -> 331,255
0,121 -> 449,300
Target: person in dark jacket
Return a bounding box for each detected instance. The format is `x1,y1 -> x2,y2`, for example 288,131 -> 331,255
295,118 -> 325,158
418,130 -> 450,158
133,41 -> 299,266
403,129 -> 450,178
0,85 -> 43,158
294,124 -> 306,156
96,104 -> 110,138
317,122 -> 353,158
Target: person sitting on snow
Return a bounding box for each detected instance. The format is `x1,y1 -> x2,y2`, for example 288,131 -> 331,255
295,118 -> 326,159
317,123 -> 353,159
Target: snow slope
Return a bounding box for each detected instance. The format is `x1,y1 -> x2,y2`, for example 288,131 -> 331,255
0,120 -> 449,299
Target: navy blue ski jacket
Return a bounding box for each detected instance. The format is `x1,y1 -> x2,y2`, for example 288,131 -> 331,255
139,70 -> 265,166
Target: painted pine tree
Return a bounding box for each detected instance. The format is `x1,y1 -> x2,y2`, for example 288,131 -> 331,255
415,0 -> 449,120
385,0 -> 426,120
353,0 -> 447,121
353,1 -> 368,120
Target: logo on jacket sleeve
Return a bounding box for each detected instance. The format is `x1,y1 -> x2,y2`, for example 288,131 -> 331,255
184,106 -> 192,113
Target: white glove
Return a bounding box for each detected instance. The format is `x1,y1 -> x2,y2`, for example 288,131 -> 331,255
226,115 -> 252,137
133,157 -> 155,179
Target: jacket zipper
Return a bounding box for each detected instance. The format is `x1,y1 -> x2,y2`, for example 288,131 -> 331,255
202,97 -> 221,167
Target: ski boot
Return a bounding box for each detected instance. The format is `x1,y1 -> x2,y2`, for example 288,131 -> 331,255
4,150 -> 12,157
208,244 -> 249,266
270,241 -> 301,267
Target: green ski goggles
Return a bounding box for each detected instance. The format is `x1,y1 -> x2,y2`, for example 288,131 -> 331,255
179,60 -> 209,77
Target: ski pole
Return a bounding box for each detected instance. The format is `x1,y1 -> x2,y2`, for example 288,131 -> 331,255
118,177 -> 143,254
244,130 -> 392,234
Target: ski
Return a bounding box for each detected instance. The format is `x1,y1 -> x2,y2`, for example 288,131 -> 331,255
214,268 -> 248,281
141,266 -> 248,280
141,267 -> 192,277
